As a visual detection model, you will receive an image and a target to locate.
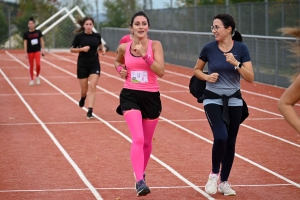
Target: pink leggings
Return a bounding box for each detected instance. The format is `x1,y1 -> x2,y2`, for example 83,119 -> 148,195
28,52 -> 41,80
124,110 -> 158,182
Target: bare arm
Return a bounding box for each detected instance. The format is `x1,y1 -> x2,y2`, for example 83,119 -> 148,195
23,40 -> 28,59
24,40 -> 27,53
194,58 -> 208,80
40,37 -> 45,54
278,74 -> 300,133
115,44 -> 127,79
236,61 -> 254,83
99,43 -> 106,55
194,59 -> 219,83
40,37 -> 45,49
150,40 -> 164,78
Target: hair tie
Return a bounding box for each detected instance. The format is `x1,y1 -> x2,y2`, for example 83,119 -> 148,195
232,28 -> 237,37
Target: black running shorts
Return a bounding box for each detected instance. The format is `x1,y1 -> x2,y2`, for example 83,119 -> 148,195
117,88 -> 162,119
77,63 -> 100,79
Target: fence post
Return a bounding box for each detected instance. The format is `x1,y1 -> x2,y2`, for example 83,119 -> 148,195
265,0 -> 268,36
251,3 -> 253,35
8,8 -> 11,49
275,39 -> 278,85
281,2 -> 284,33
256,38 -> 259,76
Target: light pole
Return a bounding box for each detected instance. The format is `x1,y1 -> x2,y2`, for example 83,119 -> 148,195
95,0 -> 99,31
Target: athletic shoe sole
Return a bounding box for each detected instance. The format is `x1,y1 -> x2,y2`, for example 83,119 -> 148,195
137,187 -> 150,196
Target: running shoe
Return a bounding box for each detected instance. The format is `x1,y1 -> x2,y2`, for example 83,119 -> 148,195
87,109 -> 94,119
79,96 -> 86,107
29,80 -> 34,86
205,172 -> 219,194
135,173 -> 146,191
35,77 -> 40,85
218,181 -> 236,196
136,179 -> 150,196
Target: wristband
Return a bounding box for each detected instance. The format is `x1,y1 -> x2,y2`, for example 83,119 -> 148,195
142,54 -> 149,60
116,65 -> 123,73
142,54 -> 155,66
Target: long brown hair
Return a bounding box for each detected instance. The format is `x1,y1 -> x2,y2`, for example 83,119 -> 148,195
74,16 -> 94,33
279,27 -> 300,82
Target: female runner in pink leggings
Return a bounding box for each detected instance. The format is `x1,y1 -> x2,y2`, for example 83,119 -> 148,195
115,11 -> 164,196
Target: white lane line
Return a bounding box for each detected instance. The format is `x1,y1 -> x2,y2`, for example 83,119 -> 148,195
8,52 -> 214,200
0,121 -> 103,126
161,93 -> 300,148
0,183 -> 293,193
0,92 -> 79,96
47,53 -> 300,189
0,117 -> 284,127
4,54 -> 104,200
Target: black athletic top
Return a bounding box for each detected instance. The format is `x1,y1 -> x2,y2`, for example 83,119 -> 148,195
71,32 -> 102,66
23,30 -> 43,53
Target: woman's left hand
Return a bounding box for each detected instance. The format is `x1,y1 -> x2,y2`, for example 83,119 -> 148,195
224,53 -> 238,67
101,46 -> 106,55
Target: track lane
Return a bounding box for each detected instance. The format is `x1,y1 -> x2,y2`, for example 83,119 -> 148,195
4,52 -> 216,200
3,49 -> 300,198
40,51 -> 300,197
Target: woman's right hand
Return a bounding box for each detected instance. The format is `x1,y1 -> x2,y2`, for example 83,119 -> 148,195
81,46 -> 90,52
207,72 -> 219,83
119,66 -> 127,79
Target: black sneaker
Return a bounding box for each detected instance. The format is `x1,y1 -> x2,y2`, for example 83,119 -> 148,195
135,173 -> 146,191
79,96 -> 86,107
136,179 -> 150,196
87,110 -> 94,119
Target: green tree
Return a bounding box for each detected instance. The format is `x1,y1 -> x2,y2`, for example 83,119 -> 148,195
102,0 -> 142,28
0,5 -> 9,46
14,0 -> 56,35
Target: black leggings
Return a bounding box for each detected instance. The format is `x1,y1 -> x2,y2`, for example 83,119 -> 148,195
204,104 -> 243,182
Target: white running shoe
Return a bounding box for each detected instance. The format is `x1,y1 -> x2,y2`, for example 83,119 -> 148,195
29,80 -> 34,86
205,173 -> 219,194
35,77 -> 40,85
218,181 -> 236,196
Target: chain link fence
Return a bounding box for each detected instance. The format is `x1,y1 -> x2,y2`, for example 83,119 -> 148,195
145,1 -> 300,36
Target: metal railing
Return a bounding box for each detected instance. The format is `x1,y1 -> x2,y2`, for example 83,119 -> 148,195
101,27 -> 297,88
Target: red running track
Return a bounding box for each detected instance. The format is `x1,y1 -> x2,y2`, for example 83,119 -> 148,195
0,49 -> 299,200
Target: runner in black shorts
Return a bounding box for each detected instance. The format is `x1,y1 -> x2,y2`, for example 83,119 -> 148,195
70,16 -> 106,119
115,11 -> 165,196
118,88 -> 162,119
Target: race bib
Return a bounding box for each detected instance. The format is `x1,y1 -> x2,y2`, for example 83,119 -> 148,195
131,71 -> 148,83
31,38 -> 38,45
